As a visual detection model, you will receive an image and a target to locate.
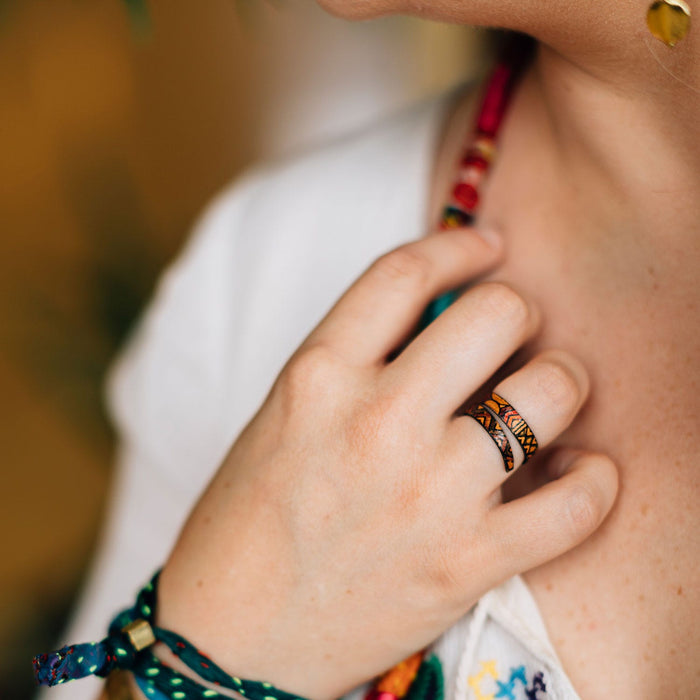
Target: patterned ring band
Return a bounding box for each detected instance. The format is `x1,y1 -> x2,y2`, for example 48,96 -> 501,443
484,392 -> 539,464
465,403 -> 515,473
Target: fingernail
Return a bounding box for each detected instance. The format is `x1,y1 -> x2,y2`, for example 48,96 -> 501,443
476,226 -> 503,249
547,448 -> 582,479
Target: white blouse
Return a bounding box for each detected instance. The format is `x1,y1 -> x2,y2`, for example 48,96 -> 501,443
39,90 -> 580,700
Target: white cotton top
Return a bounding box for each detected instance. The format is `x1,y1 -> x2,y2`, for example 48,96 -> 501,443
39,90 -> 581,700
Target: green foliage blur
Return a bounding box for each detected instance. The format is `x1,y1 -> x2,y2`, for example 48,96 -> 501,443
122,0 -> 150,33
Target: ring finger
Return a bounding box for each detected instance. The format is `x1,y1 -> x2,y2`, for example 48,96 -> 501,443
444,349 -> 590,489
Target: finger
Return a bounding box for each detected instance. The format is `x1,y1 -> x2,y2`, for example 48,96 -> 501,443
484,450 -> 618,584
302,228 -> 503,366
385,281 -> 540,416
445,350 -> 589,486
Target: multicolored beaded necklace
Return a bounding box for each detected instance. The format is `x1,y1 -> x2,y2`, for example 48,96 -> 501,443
33,32 -> 533,700
364,33 -> 533,700
420,33 -> 533,328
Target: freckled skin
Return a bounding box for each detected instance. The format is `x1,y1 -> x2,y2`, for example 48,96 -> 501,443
425,33 -> 700,700
319,1 -> 700,696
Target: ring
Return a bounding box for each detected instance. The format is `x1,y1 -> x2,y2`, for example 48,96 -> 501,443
484,392 -> 538,464
465,392 -> 538,473
465,403 -> 515,473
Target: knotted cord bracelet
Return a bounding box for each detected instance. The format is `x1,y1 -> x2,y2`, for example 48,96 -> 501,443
33,571 -> 307,700
33,570 -> 444,700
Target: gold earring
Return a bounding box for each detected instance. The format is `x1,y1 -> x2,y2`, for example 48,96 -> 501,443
647,0 -> 692,47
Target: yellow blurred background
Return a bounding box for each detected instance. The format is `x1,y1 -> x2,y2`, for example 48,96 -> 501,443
0,1 -> 484,697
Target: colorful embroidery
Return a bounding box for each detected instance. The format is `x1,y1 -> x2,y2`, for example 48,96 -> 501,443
468,660 -> 498,700
524,673 -> 546,700
494,665 -> 526,699
468,662 -> 547,700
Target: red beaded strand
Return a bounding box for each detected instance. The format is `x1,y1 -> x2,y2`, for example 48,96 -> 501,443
440,36 -> 532,232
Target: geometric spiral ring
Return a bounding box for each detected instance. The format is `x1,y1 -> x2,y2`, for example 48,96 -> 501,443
465,403 -> 516,473
483,391 -> 539,464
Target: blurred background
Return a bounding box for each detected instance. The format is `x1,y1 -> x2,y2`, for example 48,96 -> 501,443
0,1 -> 485,697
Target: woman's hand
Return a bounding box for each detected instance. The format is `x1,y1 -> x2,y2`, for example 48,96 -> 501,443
157,227 -> 618,700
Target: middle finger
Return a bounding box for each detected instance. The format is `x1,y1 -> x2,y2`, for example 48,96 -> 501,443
383,282 -> 540,418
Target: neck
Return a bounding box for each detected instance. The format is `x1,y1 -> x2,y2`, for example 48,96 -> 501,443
472,36 -> 700,493
518,40 -> 700,246
475,39 -> 700,698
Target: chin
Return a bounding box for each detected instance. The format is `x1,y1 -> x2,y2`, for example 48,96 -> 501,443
315,0 -> 493,26
314,0 -> 402,21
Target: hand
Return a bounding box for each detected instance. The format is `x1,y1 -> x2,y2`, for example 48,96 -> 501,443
157,227 -> 618,700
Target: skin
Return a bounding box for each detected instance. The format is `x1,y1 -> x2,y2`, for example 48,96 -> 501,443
420,2 -> 700,698
111,1 -> 699,698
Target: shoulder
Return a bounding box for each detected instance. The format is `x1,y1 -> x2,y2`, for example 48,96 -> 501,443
115,88 -> 451,365
214,90 -> 451,244
105,90 -> 453,489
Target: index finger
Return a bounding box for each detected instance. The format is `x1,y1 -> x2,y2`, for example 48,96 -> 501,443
303,228 -> 503,366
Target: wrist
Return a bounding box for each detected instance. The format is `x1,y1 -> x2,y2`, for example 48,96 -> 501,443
157,561 -> 344,700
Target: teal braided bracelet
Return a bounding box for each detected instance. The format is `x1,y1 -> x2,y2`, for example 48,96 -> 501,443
34,570 -> 308,700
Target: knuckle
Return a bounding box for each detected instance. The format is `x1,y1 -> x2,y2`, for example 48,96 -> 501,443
345,393 -> 404,458
424,535 -> 466,601
392,461 -> 434,513
478,282 -> 530,326
425,527 -> 490,609
278,344 -> 343,401
535,359 -> 582,412
372,245 -> 432,289
564,483 -> 603,536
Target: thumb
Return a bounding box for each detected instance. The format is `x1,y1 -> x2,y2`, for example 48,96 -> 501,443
485,449 -> 619,583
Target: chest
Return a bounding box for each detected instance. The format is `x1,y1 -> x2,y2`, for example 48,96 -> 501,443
485,215 -> 700,698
